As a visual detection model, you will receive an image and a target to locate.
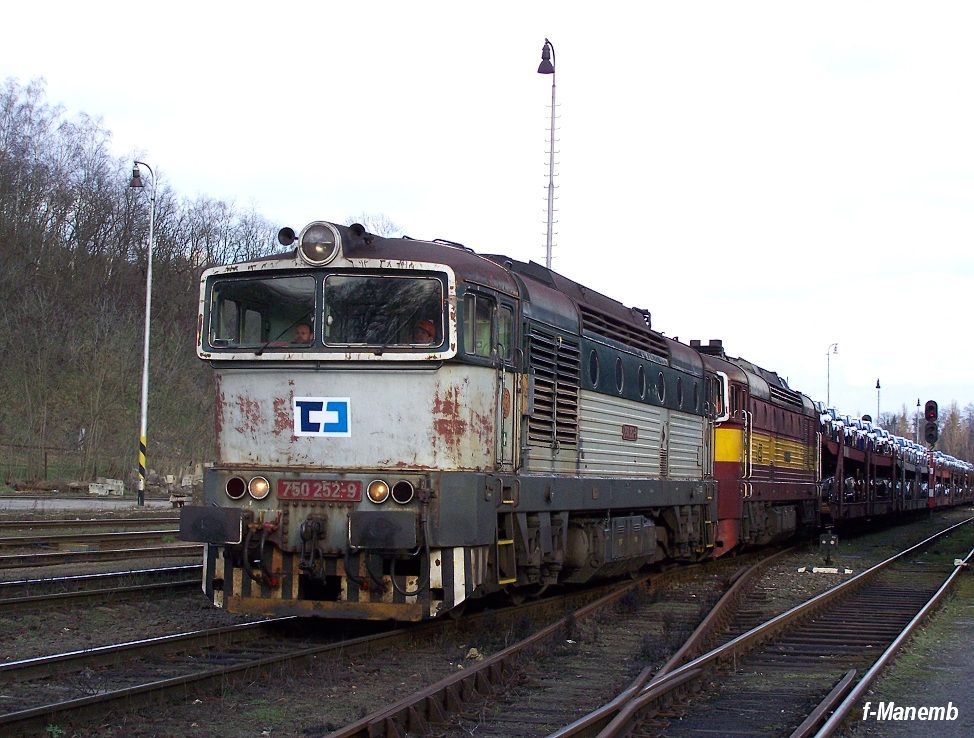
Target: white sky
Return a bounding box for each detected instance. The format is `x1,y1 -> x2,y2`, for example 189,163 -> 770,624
4,1 -> 972,424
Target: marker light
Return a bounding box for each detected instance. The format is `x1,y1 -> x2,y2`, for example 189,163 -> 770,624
391,480 -> 415,505
367,479 -> 390,504
298,222 -> 341,266
226,476 -> 246,500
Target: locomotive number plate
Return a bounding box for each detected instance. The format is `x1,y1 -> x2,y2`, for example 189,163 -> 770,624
277,479 -> 362,502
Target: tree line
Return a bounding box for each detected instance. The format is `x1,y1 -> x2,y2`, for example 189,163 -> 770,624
0,78 -> 279,484
880,403 -> 974,461
0,78 -> 969,485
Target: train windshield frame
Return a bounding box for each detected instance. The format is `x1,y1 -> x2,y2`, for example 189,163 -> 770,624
201,267 -> 452,358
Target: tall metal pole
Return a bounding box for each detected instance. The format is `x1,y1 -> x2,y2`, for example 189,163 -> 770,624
826,343 -> 838,407
130,161 -> 156,507
538,38 -> 556,269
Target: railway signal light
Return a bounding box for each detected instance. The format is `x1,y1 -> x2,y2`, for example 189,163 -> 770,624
924,400 -> 939,445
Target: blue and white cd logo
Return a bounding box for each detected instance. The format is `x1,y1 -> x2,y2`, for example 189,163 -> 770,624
293,397 -> 351,437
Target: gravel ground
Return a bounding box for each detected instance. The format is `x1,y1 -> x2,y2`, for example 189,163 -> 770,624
6,509 -> 971,738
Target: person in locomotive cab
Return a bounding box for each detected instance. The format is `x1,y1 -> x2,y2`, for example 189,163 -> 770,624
293,322 -> 313,344
413,319 -> 437,344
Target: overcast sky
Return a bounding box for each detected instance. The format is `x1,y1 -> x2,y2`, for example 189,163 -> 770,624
4,1 -> 972,425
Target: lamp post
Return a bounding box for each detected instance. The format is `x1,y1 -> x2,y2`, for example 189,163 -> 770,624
129,161 -> 156,507
875,378 -> 881,425
826,343 -> 838,407
537,38 -> 556,270
915,398 -> 920,444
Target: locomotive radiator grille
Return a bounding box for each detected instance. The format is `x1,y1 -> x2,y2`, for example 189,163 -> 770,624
527,329 -> 580,448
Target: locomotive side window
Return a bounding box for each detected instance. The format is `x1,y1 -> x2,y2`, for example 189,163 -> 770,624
323,275 -> 442,347
497,305 -> 514,360
462,292 -> 496,357
208,275 -> 315,348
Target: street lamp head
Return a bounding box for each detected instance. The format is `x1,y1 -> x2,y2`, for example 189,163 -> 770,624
129,165 -> 145,189
538,39 -> 555,74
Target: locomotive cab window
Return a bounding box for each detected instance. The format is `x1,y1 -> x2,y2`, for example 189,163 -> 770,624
208,275 -> 315,349
323,274 -> 443,347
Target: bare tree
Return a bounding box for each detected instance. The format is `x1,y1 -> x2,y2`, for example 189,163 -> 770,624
346,212 -> 402,237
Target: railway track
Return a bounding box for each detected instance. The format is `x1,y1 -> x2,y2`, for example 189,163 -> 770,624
0,618 -> 347,735
0,516 -> 179,531
325,555 -> 777,738
0,528 -> 181,550
0,565 -> 202,613
0,543 -> 202,569
0,578 -> 628,736
555,516 -> 974,737
0,518 -> 200,571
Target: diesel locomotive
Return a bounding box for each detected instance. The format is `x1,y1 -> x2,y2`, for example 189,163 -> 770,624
178,220 -> 972,621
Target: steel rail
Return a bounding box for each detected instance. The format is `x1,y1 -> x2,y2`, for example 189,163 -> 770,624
0,582 -> 620,735
810,543 -> 974,737
0,564 -> 201,590
0,544 -> 202,568
549,547 -> 796,738
585,516 -> 974,737
0,529 -> 180,548
0,517 -> 179,529
324,575 -> 654,738
0,578 -> 199,613
0,618 -> 295,680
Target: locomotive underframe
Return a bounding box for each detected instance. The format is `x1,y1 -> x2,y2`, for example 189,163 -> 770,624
182,468 -> 717,620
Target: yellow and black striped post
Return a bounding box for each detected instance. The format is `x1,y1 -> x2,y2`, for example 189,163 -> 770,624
138,434 -> 147,506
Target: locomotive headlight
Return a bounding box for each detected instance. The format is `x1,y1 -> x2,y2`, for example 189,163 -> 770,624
248,476 -> 271,500
367,479 -> 390,504
297,222 -> 341,266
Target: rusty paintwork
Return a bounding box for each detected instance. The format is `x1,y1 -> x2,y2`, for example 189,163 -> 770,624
272,391 -> 294,437
215,365 -> 497,471
235,395 -> 263,438
430,381 -> 493,461
214,374 -> 225,462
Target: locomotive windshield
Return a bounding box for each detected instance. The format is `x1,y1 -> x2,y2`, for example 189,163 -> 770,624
209,275 -> 315,348
205,272 -> 445,352
323,274 -> 442,346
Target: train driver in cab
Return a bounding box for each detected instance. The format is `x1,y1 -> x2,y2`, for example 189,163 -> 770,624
293,322 -> 313,344
413,319 -> 436,345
